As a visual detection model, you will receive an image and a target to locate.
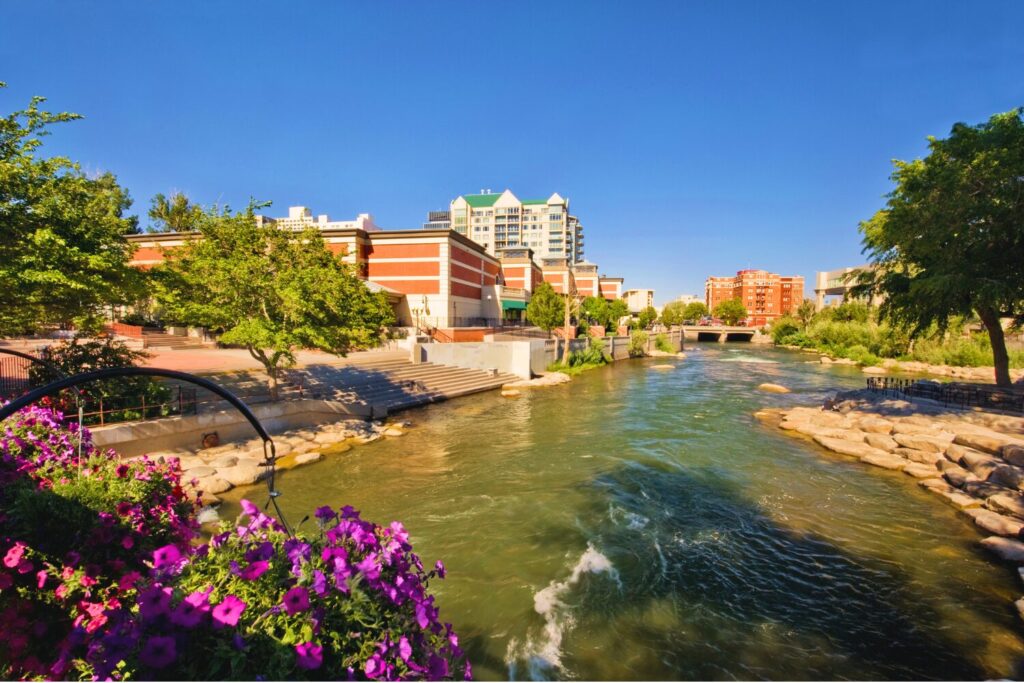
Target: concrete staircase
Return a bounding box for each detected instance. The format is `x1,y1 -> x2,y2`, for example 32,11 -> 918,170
198,355 -> 519,417
141,328 -> 208,350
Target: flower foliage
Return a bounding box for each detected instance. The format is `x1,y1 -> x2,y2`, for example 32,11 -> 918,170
0,407 -> 468,680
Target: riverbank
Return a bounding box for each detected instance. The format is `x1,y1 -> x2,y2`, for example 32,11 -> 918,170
759,389 -> 1024,619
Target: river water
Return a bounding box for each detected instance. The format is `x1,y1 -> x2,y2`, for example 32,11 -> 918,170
220,345 -> 1024,680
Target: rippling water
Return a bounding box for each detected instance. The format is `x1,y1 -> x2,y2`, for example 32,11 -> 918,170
220,345 -> 1024,680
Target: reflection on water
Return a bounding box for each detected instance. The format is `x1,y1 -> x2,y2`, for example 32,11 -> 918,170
220,344 -> 1024,680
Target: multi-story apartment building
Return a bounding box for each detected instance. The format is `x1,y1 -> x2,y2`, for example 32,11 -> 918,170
422,210 -> 451,231
255,206 -> 379,232
704,269 -> 804,326
624,289 -> 655,313
446,189 -> 584,263
598,276 -> 624,301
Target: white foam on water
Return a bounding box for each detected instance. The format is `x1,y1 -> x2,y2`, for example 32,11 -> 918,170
718,355 -> 778,364
653,539 -> 669,579
505,544 -> 619,679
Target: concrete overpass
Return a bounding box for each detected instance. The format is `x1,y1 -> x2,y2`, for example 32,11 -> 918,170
681,325 -> 756,342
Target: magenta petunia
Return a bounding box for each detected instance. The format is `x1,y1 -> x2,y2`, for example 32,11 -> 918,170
239,560 -> 269,581
3,542 -> 26,569
152,544 -> 181,569
295,641 -> 323,670
212,594 -> 246,629
139,635 -> 177,669
170,590 -> 210,628
282,586 -> 311,614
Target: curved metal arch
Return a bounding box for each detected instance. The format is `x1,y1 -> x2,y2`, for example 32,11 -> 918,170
0,366 -> 290,534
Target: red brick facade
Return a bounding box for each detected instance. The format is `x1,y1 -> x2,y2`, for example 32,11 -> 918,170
705,269 -> 805,326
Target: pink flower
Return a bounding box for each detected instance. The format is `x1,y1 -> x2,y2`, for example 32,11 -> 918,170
238,560 -> 269,581
282,586 -> 310,614
212,594 -> 246,629
170,590 -> 210,628
3,542 -> 26,568
295,641 -> 323,670
35,570 -> 47,589
152,544 -> 182,569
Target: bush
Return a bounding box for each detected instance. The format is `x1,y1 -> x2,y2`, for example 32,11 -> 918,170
628,331 -> 649,358
654,334 -> 673,353
843,344 -> 881,367
0,408 -> 467,680
770,316 -> 800,344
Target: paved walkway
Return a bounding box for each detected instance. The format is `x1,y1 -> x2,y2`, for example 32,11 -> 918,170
140,346 -> 408,375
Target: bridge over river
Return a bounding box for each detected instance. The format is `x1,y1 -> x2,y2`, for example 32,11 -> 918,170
681,325 -> 756,342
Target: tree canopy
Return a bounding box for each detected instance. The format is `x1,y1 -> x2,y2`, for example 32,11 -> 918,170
637,306 -> 658,329
682,301 -> 709,322
148,192 -> 203,233
526,282 -> 563,334
0,83 -> 140,335
660,301 -> 685,326
155,204 -> 394,398
713,298 -> 748,325
856,108 -> 1024,386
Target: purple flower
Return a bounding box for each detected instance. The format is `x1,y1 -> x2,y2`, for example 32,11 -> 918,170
398,636 -> 413,663
356,553 -> 381,581
152,544 -> 181,570
365,653 -> 385,679
240,499 -> 260,517
284,538 -> 311,565
389,521 -> 410,544
232,633 -> 248,651
295,641 -> 323,670
434,560 -> 447,579
245,541 -> 274,563
170,590 -> 210,628
139,636 -> 177,669
138,585 -> 173,620
212,594 -> 246,629
282,586 -> 310,614
239,560 -> 269,581
311,570 -> 328,597
340,505 -> 359,519
464,659 -> 473,680
314,505 -> 335,521
427,653 -> 449,679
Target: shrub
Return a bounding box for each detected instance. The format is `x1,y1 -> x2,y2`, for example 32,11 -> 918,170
843,344 -> 881,367
770,316 -> 800,344
654,334 -> 673,353
628,331 -> 649,358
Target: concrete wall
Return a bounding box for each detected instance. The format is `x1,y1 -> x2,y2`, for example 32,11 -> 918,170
90,398 -> 375,457
413,341 -> 546,380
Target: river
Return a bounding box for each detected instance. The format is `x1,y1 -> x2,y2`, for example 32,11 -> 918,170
220,344 -> 1024,680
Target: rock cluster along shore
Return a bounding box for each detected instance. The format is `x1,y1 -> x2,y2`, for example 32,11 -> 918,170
757,389 -> 1024,619
139,418 -> 408,507
781,344 -> 1024,382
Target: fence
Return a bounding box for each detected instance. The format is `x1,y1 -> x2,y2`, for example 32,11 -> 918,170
866,376 -> 1024,415
76,385 -> 199,425
0,355 -> 32,397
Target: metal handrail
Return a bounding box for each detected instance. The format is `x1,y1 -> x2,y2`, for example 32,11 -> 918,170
0,367 -> 291,535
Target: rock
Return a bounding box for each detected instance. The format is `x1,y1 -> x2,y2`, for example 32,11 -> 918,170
988,493 -> 1024,518
861,366 -> 888,375
954,432 -> 1016,456
918,477 -> 949,490
194,476 -> 232,495
650,364 -> 675,370
958,450 -> 1004,479
293,452 -> 322,466
963,509 -> 1024,537
1004,444 -> 1024,467
860,453 -> 907,470
865,434 -> 900,451
902,463 -> 940,478
928,484 -> 984,509
962,481 -> 1012,499
321,442 -> 352,455
209,455 -> 238,469
291,441 -> 318,454
892,433 -> 947,454
893,447 -> 943,465
757,383 -> 790,393
980,536 -> 1024,562
819,356 -> 833,364
218,461 -> 266,487
941,464 -> 980,488
857,417 -> 894,434
500,390 -> 521,398
988,464 -> 1024,490
503,372 -> 572,389
812,436 -> 889,460
383,426 -> 405,436
314,432 -> 346,445
676,352 -> 687,359
197,443 -> 236,457
182,465 -> 216,478
1015,598 -> 1024,622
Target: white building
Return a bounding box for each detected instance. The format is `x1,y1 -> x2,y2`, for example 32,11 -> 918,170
255,206 -> 379,232
624,288 -> 655,313
448,189 -> 584,263
671,294 -> 702,306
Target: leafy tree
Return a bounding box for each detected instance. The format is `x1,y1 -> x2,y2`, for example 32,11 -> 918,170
607,299 -> 629,331
637,306 -> 658,329
148,192 -> 203,233
682,301 -> 709,322
155,204 -> 394,399
579,296 -> 609,329
713,298 -> 748,325
660,301 -> 686,326
855,108 -> 1024,386
795,299 -> 817,329
0,83 -> 141,335
526,282 -> 564,336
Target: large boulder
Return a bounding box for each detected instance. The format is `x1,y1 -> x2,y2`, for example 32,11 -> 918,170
988,464 -> 1024,491
865,433 -> 900,451
218,460 -> 266,487
902,462 -> 940,479
892,433 -> 947,454
182,465 -> 216,479
958,450 -> 1004,479
858,417 -> 895,435
894,448 -> 944,465
980,536 -> 1024,562
988,493 -> 1024,519
860,452 -> 908,471
940,463 -> 980,488
964,509 -> 1024,537
1004,444 -> 1024,467
861,366 -> 888,375
209,455 -> 239,469
194,476 -> 232,495
954,432 -> 1019,456
928,484 -> 984,509
757,383 -> 790,393
812,436 -> 889,460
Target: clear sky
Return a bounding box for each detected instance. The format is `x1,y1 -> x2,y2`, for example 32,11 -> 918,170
3,1 -> 1022,305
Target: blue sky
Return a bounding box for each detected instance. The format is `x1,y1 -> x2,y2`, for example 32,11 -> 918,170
3,1 -> 1022,305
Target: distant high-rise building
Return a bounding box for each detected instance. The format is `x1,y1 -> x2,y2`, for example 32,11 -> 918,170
705,269 -> 804,326
444,189 -> 584,263
624,288 -> 655,313
422,210 -> 451,231
255,206 -> 379,232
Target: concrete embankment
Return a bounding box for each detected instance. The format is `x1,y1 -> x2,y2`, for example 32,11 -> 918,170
757,389 -> 1024,619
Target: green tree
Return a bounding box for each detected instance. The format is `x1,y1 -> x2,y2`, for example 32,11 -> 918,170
795,299 -> 817,329
148,191 -> 203,233
579,295 -> 610,329
607,299 -> 629,331
856,108 -> 1024,386
0,83 -> 141,335
660,301 -> 686,326
156,204 -> 394,399
526,282 -> 564,336
713,298 -> 748,325
682,301 -> 709,322
637,306 -> 658,329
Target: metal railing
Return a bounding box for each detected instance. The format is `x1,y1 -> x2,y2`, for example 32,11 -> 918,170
77,385 -> 199,425
866,376 -> 1024,414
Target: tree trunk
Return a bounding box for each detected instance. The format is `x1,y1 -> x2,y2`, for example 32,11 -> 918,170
978,307 -> 1012,387
562,299 -> 573,365
266,366 -> 279,401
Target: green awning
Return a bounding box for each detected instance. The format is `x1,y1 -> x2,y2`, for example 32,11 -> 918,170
502,300 -> 528,311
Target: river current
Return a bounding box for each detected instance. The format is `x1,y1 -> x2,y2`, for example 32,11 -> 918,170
221,344 -> 1024,680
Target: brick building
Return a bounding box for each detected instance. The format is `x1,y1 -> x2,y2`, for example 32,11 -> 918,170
704,269 -> 804,326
